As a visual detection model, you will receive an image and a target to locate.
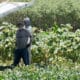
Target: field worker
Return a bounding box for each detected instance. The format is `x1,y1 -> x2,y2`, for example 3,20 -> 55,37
24,17 -> 32,64
11,21 -> 32,68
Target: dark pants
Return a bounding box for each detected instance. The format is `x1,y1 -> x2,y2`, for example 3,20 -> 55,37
13,48 -> 29,66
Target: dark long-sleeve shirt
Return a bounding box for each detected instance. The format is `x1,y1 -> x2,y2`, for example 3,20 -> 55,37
16,28 -> 32,49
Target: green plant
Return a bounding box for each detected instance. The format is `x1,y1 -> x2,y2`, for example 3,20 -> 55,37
0,63 -> 80,80
0,22 -> 17,61
32,24 -> 80,63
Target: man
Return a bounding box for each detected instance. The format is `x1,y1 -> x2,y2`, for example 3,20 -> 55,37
24,17 -> 32,64
11,21 -> 32,68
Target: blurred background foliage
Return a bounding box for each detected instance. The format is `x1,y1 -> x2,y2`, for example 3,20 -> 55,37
0,0 -> 80,30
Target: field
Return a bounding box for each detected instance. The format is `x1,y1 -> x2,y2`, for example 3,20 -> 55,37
0,0 -> 80,80
0,22 -> 80,80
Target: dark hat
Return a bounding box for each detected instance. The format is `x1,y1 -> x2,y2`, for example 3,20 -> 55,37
16,21 -> 24,27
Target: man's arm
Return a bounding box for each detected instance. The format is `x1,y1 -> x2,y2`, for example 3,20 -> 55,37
26,37 -> 32,47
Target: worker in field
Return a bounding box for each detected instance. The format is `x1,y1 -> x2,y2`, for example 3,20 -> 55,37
24,17 -> 33,64
11,21 -> 32,68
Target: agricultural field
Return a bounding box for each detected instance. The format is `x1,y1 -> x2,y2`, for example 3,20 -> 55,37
0,22 -> 80,80
0,0 -> 80,80
0,63 -> 80,80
